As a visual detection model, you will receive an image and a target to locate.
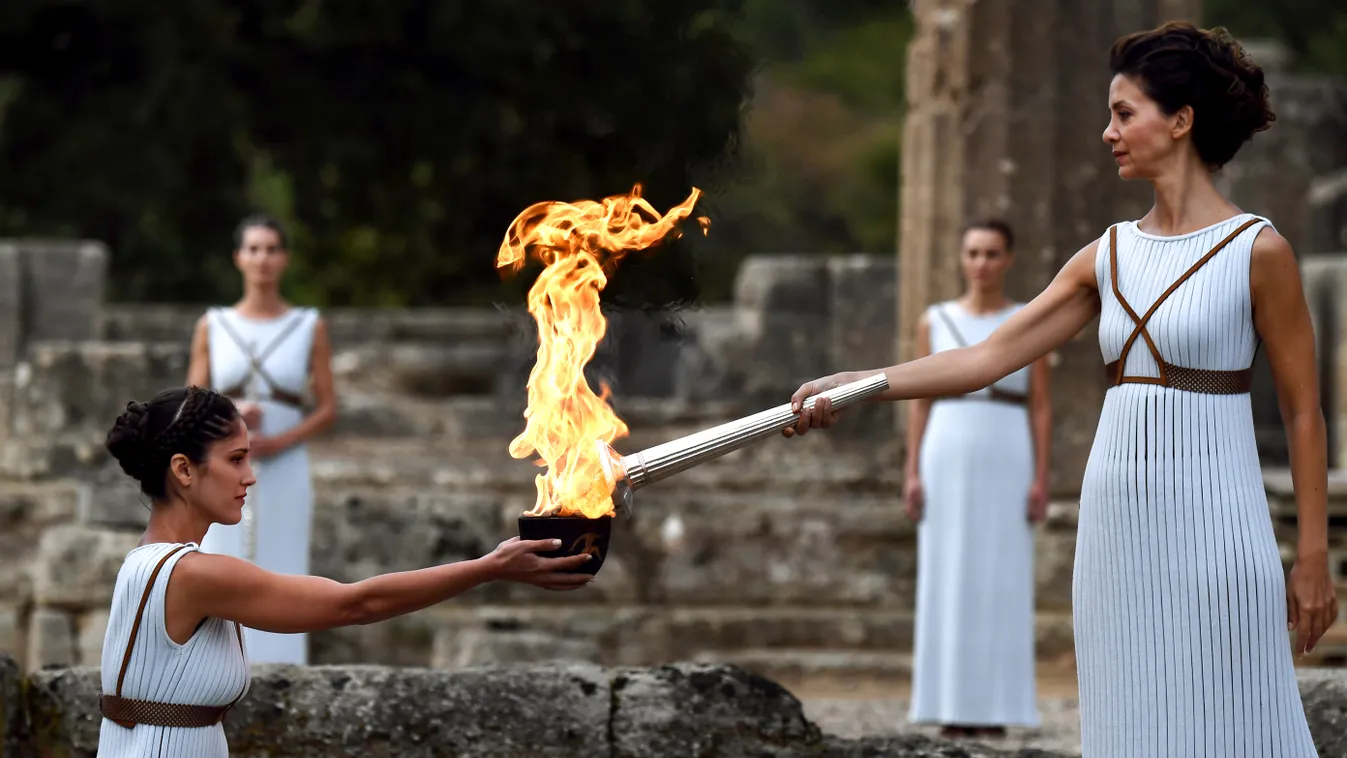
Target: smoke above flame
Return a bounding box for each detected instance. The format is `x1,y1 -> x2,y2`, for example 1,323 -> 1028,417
497,185 -> 707,518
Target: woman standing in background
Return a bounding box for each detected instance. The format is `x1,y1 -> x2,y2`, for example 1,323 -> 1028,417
902,218 -> 1052,738
187,214 -> 337,665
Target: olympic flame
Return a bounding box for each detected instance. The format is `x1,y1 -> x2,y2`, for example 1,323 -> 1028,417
496,185 -> 707,518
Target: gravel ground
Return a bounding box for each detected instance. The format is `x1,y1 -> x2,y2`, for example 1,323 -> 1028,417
802,697 -> 1084,756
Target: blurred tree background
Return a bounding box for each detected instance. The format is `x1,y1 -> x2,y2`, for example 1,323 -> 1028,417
0,0 -> 1341,307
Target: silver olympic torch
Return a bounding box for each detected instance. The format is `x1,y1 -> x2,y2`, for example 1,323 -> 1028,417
598,372 -> 890,514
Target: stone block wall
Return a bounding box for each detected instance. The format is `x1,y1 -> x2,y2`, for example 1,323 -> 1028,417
3,239 -> 1347,691
2,659 -> 1083,758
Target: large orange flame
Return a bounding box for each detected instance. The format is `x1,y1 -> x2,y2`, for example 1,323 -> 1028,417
497,185 -> 706,518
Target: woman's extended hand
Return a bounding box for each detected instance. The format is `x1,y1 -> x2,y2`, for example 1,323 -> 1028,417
485,537 -> 594,591
1287,551 -> 1339,656
783,372 -> 854,438
1027,479 -> 1049,524
248,435 -> 286,460
235,401 -> 264,432
903,477 -> 923,523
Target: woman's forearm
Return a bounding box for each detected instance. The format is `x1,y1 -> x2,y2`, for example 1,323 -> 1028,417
846,344 -> 1004,404
350,556 -> 500,625
271,403 -> 337,449
904,401 -> 930,478
1032,408 -> 1052,484
1285,410 -> 1330,556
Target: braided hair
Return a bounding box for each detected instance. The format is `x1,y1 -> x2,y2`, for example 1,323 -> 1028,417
105,386 -> 241,499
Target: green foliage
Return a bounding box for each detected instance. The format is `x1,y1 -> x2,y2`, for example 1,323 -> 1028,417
691,8 -> 912,299
0,0 -> 754,307
1204,0 -> 1347,77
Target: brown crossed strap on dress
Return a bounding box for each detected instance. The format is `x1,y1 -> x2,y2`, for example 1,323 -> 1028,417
99,545 -> 248,729
932,305 -> 1028,406
1103,219 -> 1261,395
215,309 -> 309,409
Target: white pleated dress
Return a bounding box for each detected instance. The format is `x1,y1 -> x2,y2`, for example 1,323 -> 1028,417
1075,213 -> 1316,756
199,306 -> 318,665
97,543 -> 250,758
909,301 -> 1040,727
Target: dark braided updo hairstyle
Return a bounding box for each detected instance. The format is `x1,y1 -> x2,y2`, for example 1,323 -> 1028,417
1110,22 -> 1275,171
105,387 -> 241,499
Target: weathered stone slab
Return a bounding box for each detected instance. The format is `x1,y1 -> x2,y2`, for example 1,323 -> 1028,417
308,489 -> 509,585
30,525 -> 139,610
432,627 -> 603,669
668,306 -> 749,402
24,608 -> 74,671
822,734 -> 1068,757
1299,668 -> 1347,758
0,605 -> 21,665
16,658 -> 1347,757
77,469 -> 150,530
100,305 -> 526,347
331,343 -> 509,397
0,247 -> 20,371
828,255 -> 898,441
645,493 -> 915,607
73,611 -> 107,669
24,662 -> 614,758
611,662 -> 823,757
18,241 -> 108,343
1,654 -> 20,758
9,342 -> 188,440
731,256 -> 833,406
0,481 -> 85,604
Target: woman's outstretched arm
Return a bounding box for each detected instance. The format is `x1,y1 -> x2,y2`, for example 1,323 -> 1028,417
162,537 -> 591,642
786,239 -> 1102,436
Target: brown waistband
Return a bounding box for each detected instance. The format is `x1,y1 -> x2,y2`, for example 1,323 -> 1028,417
100,694 -> 233,729
936,387 -> 1027,406
1104,360 -> 1253,395
222,388 -> 304,409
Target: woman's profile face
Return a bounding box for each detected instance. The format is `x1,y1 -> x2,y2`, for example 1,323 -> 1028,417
959,228 -> 1012,291
181,420 -> 256,526
1102,74 -> 1184,180
233,225 -> 289,287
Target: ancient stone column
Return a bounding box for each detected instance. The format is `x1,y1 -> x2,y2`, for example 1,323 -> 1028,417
897,0 -> 1201,496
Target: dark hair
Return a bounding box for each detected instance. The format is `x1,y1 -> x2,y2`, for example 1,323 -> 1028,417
1109,21 -> 1275,170
233,213 -> 289,249
961,217 -> 1015,251
105,387 -> 240,499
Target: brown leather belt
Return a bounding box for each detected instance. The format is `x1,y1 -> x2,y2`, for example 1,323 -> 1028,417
222,388 -> 305,410
100,694 -> 234,728
936,387 -> 1028,406
1103,360 -> 1253,395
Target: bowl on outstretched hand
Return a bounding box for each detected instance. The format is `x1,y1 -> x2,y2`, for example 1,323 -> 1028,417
517,514 -> 613,576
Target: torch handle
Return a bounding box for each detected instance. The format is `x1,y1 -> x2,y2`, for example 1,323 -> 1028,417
620,372 -> 889,490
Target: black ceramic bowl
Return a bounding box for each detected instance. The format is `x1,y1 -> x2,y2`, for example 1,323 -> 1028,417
517,514 -> 613,576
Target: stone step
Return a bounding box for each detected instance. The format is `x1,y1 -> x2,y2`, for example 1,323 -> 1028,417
100,305 -> 525,346
328,393 -> 747,442
692,648 -> 915,693
307,428 -> 901,494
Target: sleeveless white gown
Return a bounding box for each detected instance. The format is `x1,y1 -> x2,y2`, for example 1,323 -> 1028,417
98,542 -> 250,757
199,307 -> 318,665
909,301 -> 1040,727
1076,213 -> 1316,755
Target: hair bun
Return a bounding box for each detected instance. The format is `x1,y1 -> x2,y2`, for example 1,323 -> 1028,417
106,400 -> 153,481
